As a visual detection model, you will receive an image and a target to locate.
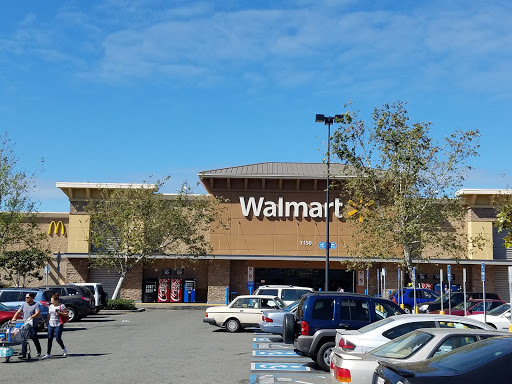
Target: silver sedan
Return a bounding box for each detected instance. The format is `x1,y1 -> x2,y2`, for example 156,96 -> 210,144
258,300 -> 299,335
328,327 -> 508,384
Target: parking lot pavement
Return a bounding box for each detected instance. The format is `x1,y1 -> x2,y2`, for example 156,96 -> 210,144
250,332 -> 329,384
2,309 -> 254,384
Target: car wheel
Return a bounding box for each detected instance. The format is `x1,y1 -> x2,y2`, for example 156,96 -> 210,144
282,313 -> 295,344
66,306 -> 78,322
316,341 -> 335,372
225,318 -> 241,333
403,305 -> 412,314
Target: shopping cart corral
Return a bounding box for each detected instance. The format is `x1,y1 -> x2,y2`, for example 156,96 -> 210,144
0,320 -> 33,362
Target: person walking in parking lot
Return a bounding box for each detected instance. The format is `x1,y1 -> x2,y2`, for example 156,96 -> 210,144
11,292 -> 42,359
42,293 -> 68,359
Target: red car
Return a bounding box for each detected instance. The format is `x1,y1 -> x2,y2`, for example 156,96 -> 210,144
0,302 -> 21,327
430,299 -> 505,316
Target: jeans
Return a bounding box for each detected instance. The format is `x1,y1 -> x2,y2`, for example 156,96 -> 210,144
21,323 -> 41,356
47,323 -> 65,354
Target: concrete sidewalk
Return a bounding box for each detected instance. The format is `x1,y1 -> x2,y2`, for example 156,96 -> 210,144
134,301 -> 224,310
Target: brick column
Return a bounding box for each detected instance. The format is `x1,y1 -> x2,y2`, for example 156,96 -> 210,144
207,259 -> 230,303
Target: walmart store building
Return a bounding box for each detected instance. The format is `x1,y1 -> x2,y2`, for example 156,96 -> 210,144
42,162 -> 512,303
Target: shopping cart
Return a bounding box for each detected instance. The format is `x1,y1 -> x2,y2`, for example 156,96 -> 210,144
0,320 -> 32,362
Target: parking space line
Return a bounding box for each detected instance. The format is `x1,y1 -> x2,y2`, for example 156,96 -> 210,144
253,350 -> 302,357
251,363 -> 311,371
253,343 -> 295,349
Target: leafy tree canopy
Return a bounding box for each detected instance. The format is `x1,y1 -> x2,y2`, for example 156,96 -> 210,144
495,197 -> 512,248
0,133 -> 49,286
86,178 -> 223,299
330,101 -> 480,279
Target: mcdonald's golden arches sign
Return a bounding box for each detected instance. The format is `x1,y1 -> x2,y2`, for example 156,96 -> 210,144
48,221 -> 66,235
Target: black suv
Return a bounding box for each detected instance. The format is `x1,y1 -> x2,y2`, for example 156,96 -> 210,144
282,291 -> 404,371
418,292 -> 502,313
38,285 -> 95,321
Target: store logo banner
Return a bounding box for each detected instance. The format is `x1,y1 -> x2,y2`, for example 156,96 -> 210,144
239,196 -> 344,219
48,221 -> 66,235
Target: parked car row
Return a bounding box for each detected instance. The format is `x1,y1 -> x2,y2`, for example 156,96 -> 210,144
0,283 -> 108,330
373,335 -> 512,383
202,286 -> 511,381
203,285 -> 313,333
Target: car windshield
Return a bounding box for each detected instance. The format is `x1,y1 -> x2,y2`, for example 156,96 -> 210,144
0,302 -> 12,311
453,301 -> 478,310
274,297 -> 287,309
488,303 -> 510,316
371,330 -> 434,359
284,301 -> 299,312
427,337 -> 512,374
358,316 -> 397,333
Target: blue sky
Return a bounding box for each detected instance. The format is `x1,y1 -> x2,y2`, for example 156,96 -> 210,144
1,0 -> 511,212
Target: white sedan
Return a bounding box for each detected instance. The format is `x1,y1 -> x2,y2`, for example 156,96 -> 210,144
333,313 -> 494,355
467,303 -> 511,331
329,328 -> 507,384
203,295 -> 286,332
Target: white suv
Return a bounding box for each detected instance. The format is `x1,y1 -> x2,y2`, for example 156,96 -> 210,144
70,283 -> 108,314
253,285 -> 313,305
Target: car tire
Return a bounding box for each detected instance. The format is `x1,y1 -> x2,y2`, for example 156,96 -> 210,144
316,341 -> 335,372
403,305 -> 412,314
282,313 -> 295,344
66,306 -> 78,322
225,318 -> 241,333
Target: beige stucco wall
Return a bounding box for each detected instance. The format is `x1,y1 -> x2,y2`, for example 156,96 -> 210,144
211,189 -> 356,258
467,221 -> 493,260
67,214 -> 90,253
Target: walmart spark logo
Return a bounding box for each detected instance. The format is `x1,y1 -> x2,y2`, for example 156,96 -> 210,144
347,198 -> 374,222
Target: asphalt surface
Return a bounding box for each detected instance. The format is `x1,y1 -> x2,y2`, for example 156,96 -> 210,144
2,307 -> 255,384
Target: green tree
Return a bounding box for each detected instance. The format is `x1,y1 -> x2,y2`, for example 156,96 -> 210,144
86,179 -> 223,299
0,134 -> 49,286
331,101 -> 481,280
495,198 -> 512,248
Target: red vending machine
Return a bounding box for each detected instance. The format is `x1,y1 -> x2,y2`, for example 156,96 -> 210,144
170,278 -> 183,302
157,278 -> 170,302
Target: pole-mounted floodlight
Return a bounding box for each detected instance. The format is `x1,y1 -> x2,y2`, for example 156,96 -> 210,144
316,114 -> 335,291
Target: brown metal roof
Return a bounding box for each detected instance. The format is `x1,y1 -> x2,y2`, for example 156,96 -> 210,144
198,162 -> 356,179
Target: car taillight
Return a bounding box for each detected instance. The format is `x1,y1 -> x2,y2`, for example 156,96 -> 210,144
300,320 -> 309,335
334,366 -> 351,382
262,316 -> 273,322
205,313 -> 208,317
81,297 -> 91,301
39,301 -> 49,308
338,337 -> 356,351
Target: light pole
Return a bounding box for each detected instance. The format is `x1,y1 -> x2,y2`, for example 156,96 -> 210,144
316,114 -> 336,291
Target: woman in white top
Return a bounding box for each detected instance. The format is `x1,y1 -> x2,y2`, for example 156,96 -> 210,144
42,293 -> 68,359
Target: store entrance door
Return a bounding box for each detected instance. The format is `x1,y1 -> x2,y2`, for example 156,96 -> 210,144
254,268 -> 354,292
